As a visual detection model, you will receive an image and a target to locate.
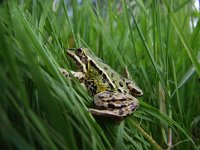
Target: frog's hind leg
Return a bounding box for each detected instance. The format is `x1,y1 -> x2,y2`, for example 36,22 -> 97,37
90,91 -> 139,118
93,91 -> 139,108
89,103 -> 138,119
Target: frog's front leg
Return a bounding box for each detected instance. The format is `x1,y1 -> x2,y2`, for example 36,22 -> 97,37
89,91 -> 139,118
59,68 -> 85,81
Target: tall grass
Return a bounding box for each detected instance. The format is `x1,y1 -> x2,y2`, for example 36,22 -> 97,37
0,0 -> 199,149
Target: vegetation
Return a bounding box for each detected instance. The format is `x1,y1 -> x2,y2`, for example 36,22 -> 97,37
0,0 -> 199,149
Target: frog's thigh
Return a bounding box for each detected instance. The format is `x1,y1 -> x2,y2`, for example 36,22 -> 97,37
89,103 -> 137,118
94,91 -> 139,108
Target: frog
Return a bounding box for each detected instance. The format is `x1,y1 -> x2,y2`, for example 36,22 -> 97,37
60,48 -> 143,119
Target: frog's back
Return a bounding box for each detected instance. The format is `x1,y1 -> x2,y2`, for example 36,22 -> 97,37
93,56 -> 130,93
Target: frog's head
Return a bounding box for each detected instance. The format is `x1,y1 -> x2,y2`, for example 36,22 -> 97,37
66,48 -> 90,72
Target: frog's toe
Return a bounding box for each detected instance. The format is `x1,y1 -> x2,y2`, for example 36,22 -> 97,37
59,68 -> 70,77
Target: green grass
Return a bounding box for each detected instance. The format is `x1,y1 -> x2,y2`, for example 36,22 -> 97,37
0,0 -> 200,149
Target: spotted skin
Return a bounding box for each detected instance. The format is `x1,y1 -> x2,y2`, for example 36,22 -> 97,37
89,103 -> 137,119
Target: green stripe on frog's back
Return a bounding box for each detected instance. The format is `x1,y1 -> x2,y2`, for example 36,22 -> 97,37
86,55 -> 116,90
89,55 -> 128,93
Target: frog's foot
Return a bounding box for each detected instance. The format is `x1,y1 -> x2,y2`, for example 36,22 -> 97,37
59,68 -> 70,77
59,68 -> 85,80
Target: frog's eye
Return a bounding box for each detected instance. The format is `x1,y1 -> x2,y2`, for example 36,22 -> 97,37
75,48 -> 83,57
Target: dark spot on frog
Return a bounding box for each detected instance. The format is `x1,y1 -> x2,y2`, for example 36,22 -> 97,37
98,94 -> 105,99
119,82 -> 123,87
103,74 -> 107,79
81,56 -> 87,63
111,97 -> 115,101
121,104 -> 126,108
108,103 -> 115,108
98,70 -> 103,75
103,67 -> 108,70
130,103 -> 136,111
85,63 -> 89,70
102,78 -> 107,83
123,90 -> 127,94
100,105 -> 106,109
85,80 -> 93,85
86,80 -> 95,91
117,88 -> 122,92
80,76 -> 85,81
90,84 -> 97,94
109,83 -> 114,89
118,109 -> 124,115
75,48 -> 83,57
111,73 -> 114,77
112,80 -> 115,83
89,60 -> 98,69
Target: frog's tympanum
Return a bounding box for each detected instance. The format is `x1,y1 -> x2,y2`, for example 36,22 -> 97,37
60,48 -> 143,119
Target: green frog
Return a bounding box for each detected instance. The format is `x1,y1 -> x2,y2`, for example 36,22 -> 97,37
60,48 -> 143,119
